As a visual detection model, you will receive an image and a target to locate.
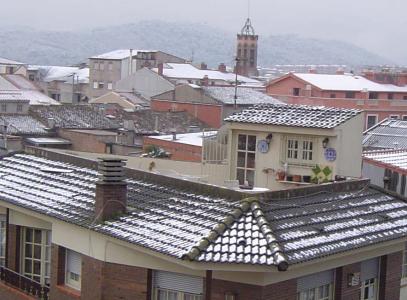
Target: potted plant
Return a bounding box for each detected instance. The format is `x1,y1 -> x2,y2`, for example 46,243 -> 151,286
293,175 -> 302,182
276,169 -> 286,181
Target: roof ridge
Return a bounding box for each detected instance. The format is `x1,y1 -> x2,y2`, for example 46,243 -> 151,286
181,197 -> 255,261
249,201 -> 288,271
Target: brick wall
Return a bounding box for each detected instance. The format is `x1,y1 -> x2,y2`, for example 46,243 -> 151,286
335,262 -> 361,300
379,252 -> 403,300
58,129 -> 116,154
211,278 -> 263,300
262,279 -> 297,300
151,99 -> 222,128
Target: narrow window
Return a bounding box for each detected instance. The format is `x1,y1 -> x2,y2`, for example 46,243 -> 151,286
65,249 -> 81,290
293,88 -> 301,96
345,91 -> 355,98
366,115 -> 378,129
17,104 -> 23,112
0,215 -> 6,266
236,134 -> 256,186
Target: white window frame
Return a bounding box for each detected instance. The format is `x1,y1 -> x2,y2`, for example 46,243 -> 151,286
282,135 -> 316,166
22,227 -> 51,286
93,81 -> 98,89
360,277 -> 378,300
154,288 -> 202,300
236,134 -> 256,186
108,62 -> 113,71
402,115 -> 407,121
366,114 -> 379,129
225,293 -> 236,300
99,61 -> 105,71
65,249 -> 81,290
297,283 -> 333,300
389,114 -> 399,120
107,82 -> 113,90
0,215 -> 6,266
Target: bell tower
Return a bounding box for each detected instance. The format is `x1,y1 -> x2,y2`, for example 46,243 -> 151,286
236,18 -> 259,77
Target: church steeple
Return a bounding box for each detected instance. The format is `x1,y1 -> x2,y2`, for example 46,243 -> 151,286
236,17 -> 259,77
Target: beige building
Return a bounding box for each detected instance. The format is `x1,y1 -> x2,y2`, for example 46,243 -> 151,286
221,104 -> 364,189
89,49 -> 186,99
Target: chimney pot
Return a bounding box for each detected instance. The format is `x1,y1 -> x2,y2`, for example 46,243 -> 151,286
95,158 -> 127,222
218,63 -> 227,73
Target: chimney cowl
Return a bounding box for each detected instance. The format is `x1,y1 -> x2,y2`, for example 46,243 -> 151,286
95,158 -> 127,222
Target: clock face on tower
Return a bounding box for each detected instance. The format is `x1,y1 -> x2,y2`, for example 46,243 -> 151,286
257,140 -> 269,153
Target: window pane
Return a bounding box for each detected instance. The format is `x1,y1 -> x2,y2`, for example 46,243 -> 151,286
247,135 -> 256,151
25,259 -> 32,274
34,229 -> 42,244
247,153 -> 255,168
34,245 -> 42,259
238,135 -> 246,150
33,260 -> 41,275
237,152 -> 246,168
246,170 -> 255,186
25,244 -> 32,258
236,169 -> 245,185
26,228 -> 33,243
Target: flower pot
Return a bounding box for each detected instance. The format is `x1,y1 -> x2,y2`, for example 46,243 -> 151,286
286,175 -> 293,182
293,175 -> 302,182
277,173 -> 286,181
303,175 -> 311,183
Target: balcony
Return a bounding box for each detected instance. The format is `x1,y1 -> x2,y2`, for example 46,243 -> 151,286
0,266 -> 49,299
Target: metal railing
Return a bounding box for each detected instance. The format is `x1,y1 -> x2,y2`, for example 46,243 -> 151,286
0,266 -> 49,299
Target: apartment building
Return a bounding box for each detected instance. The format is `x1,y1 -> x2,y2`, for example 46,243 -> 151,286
266,71 -> 407,129
89,50 -> 186,99
0,148 -> 406,300
222,104 -> 363,189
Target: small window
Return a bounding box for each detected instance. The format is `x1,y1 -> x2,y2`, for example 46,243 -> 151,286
28,74 -> 35,81
404,96 -> 407,100
389,115 -> 399,120
98,82 -> 104,89
94,62 -> 99,70
360,278 -> 377,300
17,104 -> 23,112
107,82 -> 113,90
284,136 -> 315,165
1,104 -> 7,112
388,93 -> 394,100
236,134 -> 256,186
403,115 -> 407,121
99,62 -> 105,71
93,81 -> 98,89
65,249 -> 81,290
366,115 -> 378,129
297,284 -> 332,300
293,88 -> 301,96
369,92 -> 379,99
345,91 -> 355,98
329,93 -> 336,98
108,62 -> 113,71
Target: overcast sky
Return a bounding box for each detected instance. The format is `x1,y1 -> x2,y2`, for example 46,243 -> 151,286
1,0 -> 406,63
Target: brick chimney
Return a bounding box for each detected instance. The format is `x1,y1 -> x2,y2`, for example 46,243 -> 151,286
218,63 -> 227,73
201,62 -> 207,70
95,158 -> 127,222
201,75 -> 209,86
158,63 -> 164,76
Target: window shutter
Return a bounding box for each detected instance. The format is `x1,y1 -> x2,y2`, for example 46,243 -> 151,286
361,258 -> 379,281
297,270 -> 334,292
153,270 -> 203,295
67,250 -> 82,275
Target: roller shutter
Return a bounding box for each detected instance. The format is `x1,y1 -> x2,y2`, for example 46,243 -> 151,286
297,270 -> 334,292
153,270 -> 203,295
66,250 -> 82,275
361,258 -> 379,281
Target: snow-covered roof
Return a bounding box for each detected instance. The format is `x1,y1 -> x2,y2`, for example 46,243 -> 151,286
147,131 -> 217,147
0,92 -> 29,102
0,91 -> 59,106
0,115 -> 48,135
152,63 -> 262,86
0,56 -> 25,65
30,105 -> 120,129
293,73 -> 407,92
363,119 -> 407,149
3,74 -> 38,90
202,86 -> 283,105
90,49 -> 157,60
0,76 -> 19,90
364,149 -> 407,171
30,65 -> 89,84
225,104 -> 362,129
25,137 -> 71,146
0,154 -> 406,268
